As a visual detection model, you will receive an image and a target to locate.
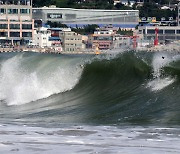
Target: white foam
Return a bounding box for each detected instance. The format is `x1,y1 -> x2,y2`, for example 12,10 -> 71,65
147,53 -> 176,91
0,55 -> 84,105
147,77 -> 175,91
151,53 -> 171,78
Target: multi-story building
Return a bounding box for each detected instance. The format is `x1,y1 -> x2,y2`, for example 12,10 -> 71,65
32,6 -> 139,28
138,26 -> 180,43
59,30 -> 82,52
88,30 -> 115,50
0,0 -> 34,45
114,34 -> 131,48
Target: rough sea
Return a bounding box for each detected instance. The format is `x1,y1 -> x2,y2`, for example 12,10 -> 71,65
0,49 -> 180,153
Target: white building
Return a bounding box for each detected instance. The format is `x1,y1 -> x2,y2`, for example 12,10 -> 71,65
121,0 -> 136,7
114,0 -> 121,5
32,6 -> 139,28
138,26 -> 180,43
34,27 -> 51,47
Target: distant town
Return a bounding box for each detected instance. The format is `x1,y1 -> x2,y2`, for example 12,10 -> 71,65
0,0 -> 180,53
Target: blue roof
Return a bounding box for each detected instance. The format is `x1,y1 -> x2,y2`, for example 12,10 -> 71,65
49,37 -> 61,41
49,28 -> 63,31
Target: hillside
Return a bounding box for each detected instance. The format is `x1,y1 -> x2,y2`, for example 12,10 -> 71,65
32,0 -> 179,8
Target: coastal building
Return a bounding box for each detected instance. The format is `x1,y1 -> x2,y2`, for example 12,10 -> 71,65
50,28 -> 62,37
59,30 -> 83,52
49,27 -> 71,37
138,26 -> 180,43
34,27 -> 51,47
32,6 -> 139,28
48,28 -> 62,48
113,0 -> 121,5
88,30 -> 115,50
0,0 -> 34,45
114,34 -> 131,48
33,27 -> 63,51
121,0 -> 136,7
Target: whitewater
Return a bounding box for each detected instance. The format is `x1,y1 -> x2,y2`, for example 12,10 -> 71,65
0,50 -> 180,153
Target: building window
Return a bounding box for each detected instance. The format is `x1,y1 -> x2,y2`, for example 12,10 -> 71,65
158,30 -> 163,34
98,36 -> 112,41
20,9 -> 30,14
8,9 -> 18,14
10,24 -> 20,29
94,36 -> 98,40
165,36 -> 175,40
0,24 -> 8,29
22,24 -> 32,29
0,32 -> 8,37
147,29 -> 155,34
165,30 -> 175,34
22,32 -> 32,37
0,8 -> 6,14
176,30 -> 180,34
10,32 -> 20,37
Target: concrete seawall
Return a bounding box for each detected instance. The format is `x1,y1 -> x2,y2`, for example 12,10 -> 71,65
0,47 -> 99,55
0,47 -> 61,54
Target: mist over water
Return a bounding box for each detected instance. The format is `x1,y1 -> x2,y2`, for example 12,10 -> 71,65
147,52 -> 176,91
0,53 -> 84,105
0,50 -> 180,153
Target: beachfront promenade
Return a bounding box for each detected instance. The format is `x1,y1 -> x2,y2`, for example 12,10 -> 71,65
0,46 -> 100,55
1,42 -> 180,54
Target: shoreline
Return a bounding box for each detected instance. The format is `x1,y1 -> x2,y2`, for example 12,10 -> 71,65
1,43 -> 180,55
0,47 -> 100,55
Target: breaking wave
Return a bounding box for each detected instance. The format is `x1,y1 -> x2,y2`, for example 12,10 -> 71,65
0,50 -> 180,125
0,53 -> 84,105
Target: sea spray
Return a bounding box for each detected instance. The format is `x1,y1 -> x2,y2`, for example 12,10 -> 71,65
147,52 -> 175,91
0,54 -> 84,105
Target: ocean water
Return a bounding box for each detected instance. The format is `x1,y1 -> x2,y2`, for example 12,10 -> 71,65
0,50 -> 180,153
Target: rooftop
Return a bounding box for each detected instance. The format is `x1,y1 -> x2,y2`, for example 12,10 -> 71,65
33,7 -> 138,12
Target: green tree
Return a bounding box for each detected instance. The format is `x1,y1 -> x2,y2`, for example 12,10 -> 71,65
117,28 -> 133,36
72,24 -> 99,35
47,21 -> 68,28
